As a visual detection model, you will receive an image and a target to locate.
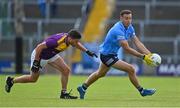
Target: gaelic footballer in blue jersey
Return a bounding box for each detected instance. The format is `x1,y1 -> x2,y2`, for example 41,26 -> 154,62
77,10 -> 156,99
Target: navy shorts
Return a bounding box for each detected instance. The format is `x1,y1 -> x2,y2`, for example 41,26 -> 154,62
100,54 -> 119,67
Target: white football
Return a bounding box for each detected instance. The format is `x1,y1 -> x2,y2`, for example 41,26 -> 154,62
150,53 -> 162,66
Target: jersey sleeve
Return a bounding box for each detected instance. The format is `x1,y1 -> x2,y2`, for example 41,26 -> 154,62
116,30 -> 126,41
45,38 -> 58,48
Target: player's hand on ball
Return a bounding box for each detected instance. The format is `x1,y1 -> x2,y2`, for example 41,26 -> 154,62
86,50 -> 98,58
143,54 -> 153,66
31,60 -> 41,73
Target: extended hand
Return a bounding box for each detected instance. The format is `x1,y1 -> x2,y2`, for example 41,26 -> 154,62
86,50 -> 98,58
143,54 -> 153,66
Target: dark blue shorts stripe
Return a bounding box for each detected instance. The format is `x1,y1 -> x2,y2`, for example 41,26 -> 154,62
100,54 -> 119,67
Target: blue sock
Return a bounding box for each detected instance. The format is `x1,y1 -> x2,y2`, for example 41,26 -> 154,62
137,86 -> 143,92
82,83 -> 88,90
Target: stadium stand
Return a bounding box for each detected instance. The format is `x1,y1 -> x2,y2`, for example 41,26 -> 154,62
150,5 -> 180,20
0,0 -> 180,63
107,0 -> 180,63
0,0 -> 84,60
112,5 -> 146,20
83,0 -> 112,42
144,23 -> 179,37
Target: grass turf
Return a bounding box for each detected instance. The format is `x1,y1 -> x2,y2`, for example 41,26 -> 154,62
0,75 -> 180,107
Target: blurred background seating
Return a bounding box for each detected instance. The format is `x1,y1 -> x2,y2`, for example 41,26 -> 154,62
0,0 -> 180,75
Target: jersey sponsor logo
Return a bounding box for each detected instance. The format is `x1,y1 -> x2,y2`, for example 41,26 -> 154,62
118,36 -> 125,40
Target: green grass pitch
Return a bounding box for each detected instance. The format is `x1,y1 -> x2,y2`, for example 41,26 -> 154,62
0,75 -> 180,107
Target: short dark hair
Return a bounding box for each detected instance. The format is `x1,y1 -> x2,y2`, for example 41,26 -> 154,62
120,10 -> 132,17
68,29 -> 82,39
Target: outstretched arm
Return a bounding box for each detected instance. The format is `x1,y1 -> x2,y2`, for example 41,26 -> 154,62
120,40 -> 144,58
74,41 -> 88,52
132,36 -> 151,55
74,42 -> 97,58
120,40 -> 153,65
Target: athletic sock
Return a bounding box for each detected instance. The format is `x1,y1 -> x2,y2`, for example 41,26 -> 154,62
12,78 -> 14,84
82,83 -> 88,91
137,86 -> 143,92
61,89 -> 67,94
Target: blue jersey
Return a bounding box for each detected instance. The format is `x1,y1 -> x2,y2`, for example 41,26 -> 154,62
38,0 -> 46,3
99,21 -> 136,55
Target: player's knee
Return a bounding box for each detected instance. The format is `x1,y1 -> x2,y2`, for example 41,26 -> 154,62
127,65 -> 135,75
29,73 -> 39,83
30,76 -> 38,83
62,67 -> 70,76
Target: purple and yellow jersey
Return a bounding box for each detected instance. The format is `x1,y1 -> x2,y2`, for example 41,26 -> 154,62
40,33 -> 69,60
